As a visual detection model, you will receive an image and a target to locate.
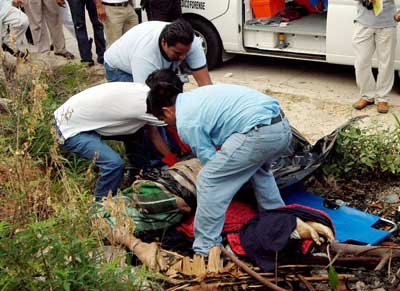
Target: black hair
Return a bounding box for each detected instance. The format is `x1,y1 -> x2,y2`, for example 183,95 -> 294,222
146,69 -> 183,116
160,18 -> 194,47
146,84 -> 178,117
145,69 -> 184,91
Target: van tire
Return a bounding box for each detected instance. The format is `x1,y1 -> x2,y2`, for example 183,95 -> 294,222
187,18 -> 222,70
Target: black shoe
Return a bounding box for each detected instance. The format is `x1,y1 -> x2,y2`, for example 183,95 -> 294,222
55,51 -> 75,60
81,60 -> 95,67
97,56 -> 104,65
14,49 -> 29,60
1,44 -> 29,60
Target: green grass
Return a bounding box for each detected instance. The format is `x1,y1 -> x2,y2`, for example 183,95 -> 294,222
0,63 -> 161,290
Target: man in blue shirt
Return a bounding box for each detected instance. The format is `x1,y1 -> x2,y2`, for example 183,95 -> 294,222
146,69 -> 292,257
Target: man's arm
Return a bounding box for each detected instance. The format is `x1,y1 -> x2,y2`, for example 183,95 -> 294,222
147,125 -> 178,166
192,67 -> 212,87
186,37 -> 212,86
180,125 -> 216,165
147,125 -> 170,156
395,10 -> 400,22
95,0 -> 107,22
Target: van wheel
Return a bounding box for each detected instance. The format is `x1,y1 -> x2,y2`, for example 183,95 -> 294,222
188,18 -> 222,70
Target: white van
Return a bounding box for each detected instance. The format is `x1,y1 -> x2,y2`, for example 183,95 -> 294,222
167,0 -> 400,71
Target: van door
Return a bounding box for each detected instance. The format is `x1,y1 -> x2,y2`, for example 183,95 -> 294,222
326,0 -> 357,65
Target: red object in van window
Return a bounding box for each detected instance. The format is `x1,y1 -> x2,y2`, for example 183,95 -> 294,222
250,0 -> 285,18
293,0 -> 323,13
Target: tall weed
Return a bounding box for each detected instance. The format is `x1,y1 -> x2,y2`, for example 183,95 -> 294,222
0,63 -> 160,290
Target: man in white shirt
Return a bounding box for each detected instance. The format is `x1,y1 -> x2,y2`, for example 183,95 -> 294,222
352,0 -> 400,113
104,19 -> 211,86
54,82 -> 171,200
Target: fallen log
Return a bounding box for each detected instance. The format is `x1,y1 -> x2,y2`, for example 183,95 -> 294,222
330,241 -> 400,257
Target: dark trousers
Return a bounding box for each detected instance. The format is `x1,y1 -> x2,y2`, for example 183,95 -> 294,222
146,0 -> 182,21
103,128 -> 149,182
67,0 -> 106,62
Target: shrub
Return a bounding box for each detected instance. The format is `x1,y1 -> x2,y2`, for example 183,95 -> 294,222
323,116 -> 400,178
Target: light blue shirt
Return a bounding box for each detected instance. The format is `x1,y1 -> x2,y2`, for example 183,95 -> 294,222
176,84 -> 281,165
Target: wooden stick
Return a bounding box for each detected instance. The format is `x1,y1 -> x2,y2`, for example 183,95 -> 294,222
330,241 -> 400,257
220,246 -> 288,291
375,251 -> 391,271
297,274 -> 316,291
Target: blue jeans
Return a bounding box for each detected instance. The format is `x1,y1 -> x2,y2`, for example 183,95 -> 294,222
104,62 -> 133,82
67,0 -> 105,62
59,130 -> 125,200
193,118 -> 292,255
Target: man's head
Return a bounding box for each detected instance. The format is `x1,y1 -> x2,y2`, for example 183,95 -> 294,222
160,19 -> 194,61
146,69 -> 184,128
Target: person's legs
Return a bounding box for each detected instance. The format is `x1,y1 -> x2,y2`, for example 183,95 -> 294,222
2,7 -> 29,51
24,0 -> 51,53
42,0 -> 68,54
106,128 -> 149,184
85,0 -> 106,63
122,5 -> 138,34
68,0 -> 93,62
193,120 -> 291,255
60,131 -> 125,199
103,5 -> 126,47
375,27 -> 396,103
169,0 -> 182,21
250,118 -> 292,211
353,23 -> 376,102
104,62 -> 133,82
59,2 -> 76,39
147,0 -> 170,21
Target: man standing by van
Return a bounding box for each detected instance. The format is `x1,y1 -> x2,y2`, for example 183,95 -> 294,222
352,0 -> 400,114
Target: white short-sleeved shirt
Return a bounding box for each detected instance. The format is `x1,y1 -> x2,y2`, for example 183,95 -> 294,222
104,21 -> 207,83
54,82 -> 164,139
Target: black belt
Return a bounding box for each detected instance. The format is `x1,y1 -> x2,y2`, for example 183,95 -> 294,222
255,110 -> 285,129
102,1 -> 129,6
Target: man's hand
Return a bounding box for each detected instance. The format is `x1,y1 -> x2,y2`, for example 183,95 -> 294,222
162,152 -> 178,167
395,10 -> 400,22
12,0 -> 23,7
56,0 -> 65,7
95,0 -> 107,22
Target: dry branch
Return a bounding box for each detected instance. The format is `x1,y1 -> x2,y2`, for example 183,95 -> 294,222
221,246 -> 288,291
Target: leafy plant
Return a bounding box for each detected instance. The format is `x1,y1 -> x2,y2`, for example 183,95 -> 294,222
323,116 -> 400,178
0,216 -> 159,291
